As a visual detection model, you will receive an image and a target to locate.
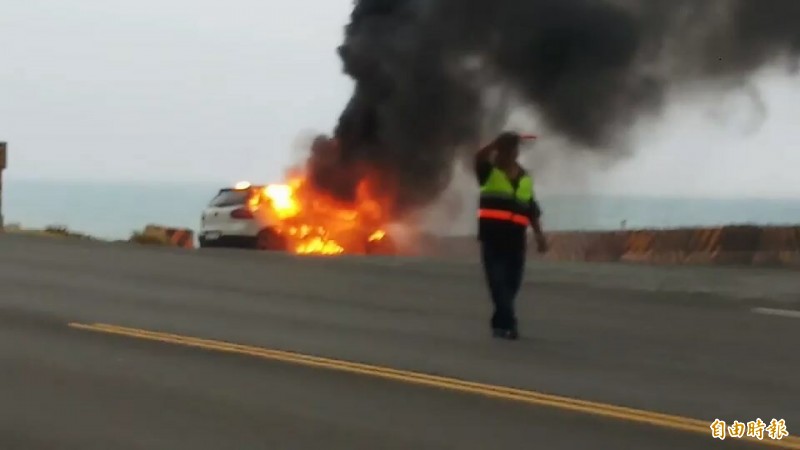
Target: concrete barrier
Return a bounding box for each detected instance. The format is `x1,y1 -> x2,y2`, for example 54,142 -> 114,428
543,232 -> 591,261
540,231 -> 620,262
647,229 -> 696,264
752,226 -> 800,266
711,225 -> 763,265
586,231 -> 627,262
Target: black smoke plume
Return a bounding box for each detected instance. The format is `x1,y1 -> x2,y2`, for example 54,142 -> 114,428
308,0 -> 800,219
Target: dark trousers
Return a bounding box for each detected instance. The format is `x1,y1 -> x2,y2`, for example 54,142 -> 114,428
480,243 -> 526,332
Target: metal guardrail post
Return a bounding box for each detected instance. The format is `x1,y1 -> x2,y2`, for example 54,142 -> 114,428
0,142 -> 6,229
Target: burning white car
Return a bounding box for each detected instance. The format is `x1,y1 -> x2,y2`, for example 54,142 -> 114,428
199,180 -> 395,255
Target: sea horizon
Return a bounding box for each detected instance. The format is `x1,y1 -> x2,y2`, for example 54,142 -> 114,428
4,179 -> 800,241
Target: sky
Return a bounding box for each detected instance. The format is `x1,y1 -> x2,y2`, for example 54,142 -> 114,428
1,0 -> 353,185
1,0 -> 799,199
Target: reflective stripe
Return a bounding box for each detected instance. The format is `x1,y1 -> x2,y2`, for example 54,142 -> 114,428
478,208 -> 530,226
478,166 -> 535,229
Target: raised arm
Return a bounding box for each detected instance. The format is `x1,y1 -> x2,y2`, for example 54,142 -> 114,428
475,139 -> 497,164
474,136 -> 500,185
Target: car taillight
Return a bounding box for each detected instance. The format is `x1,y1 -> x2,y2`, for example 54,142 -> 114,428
230,207 -> 253,219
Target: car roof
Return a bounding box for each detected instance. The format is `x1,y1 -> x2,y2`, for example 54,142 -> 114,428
219,185 -> 265,192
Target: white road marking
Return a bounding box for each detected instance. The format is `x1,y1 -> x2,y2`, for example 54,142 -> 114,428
751,307 -> 800,319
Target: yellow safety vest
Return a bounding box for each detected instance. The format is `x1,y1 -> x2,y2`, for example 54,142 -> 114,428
478,166 -> 534,227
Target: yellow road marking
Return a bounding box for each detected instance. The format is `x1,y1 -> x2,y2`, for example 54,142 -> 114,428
69,322 -> 800,449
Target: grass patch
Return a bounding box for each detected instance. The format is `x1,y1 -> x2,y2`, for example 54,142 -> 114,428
3,223 -> 190,248
2,223 -> 98,240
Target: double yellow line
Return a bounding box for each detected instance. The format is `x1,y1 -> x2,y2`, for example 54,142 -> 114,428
69,322 -> 800,449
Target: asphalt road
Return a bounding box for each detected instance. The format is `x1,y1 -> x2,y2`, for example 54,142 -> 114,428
1,233 -> 798,450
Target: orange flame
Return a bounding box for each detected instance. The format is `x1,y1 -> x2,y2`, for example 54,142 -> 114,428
259,173 -> 389,256
263,184 -> 299,219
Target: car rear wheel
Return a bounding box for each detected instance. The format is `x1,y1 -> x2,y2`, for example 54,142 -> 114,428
255,228 -> 287,251
198,237 -> 212,249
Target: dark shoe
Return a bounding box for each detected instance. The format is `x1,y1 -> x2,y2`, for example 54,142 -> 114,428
492,328 -> 519,340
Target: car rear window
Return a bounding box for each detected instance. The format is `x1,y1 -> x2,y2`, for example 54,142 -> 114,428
209,189 -> 249,207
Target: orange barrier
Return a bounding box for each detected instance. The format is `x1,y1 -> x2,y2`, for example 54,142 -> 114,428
142,225 -> 195,249
165,228 -> 195,249
688,228 -> 723,253
621,230 -> 656,263
682,228 -> 723,264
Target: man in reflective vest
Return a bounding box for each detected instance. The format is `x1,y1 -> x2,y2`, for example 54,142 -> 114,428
475,131 -> 547,340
